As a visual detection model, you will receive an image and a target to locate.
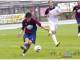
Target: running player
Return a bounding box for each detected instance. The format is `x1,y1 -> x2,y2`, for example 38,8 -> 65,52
17,12 -> 48,56
73,1 -> 80,37
45,1 -> 62,47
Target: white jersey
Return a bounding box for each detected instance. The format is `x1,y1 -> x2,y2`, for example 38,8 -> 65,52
48,6 -> 62,25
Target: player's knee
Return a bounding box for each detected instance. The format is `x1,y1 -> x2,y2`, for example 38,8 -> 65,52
28,40 -> 32,44
52,31 -> 56,34
49,30 -> 56,35
25,38 -> 29,43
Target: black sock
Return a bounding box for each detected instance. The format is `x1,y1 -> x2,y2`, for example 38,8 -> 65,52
23,49 -> 27,54
78,25 -> 80,33
79,26 -> 80,33
23,44 -> 30,54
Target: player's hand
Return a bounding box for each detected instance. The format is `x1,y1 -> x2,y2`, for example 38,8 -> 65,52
16,34 -> 21,38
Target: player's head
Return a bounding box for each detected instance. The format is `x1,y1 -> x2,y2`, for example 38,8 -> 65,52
77,1 -> 80,6
25,12 -> 32,21
48,0 -> 56,8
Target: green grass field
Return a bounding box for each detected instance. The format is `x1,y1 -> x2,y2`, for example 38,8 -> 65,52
0,24 -> 80,59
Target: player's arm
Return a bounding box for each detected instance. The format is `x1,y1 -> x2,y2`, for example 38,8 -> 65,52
57,7 -> 64,16
16,28 -> 24,38
35,20 -> 49,31
44,8 -> 49,17
57,10 -> 63,16
19,27 -> 25,34
16,21 -> 25,38
50,7 -> 63,16
72,6 -> 76,18
41,25 -> 49,31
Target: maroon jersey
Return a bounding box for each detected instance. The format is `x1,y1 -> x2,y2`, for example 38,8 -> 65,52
45,7 -> 55,15
22,18 -> 41,34
73,5 -> 80,18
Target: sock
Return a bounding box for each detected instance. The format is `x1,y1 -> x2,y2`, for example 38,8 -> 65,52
78,26 -> 79,33
23,44 -> 30,54
51,34 -> 58,45
24,43 -> 28,49
78,25 -> 80,33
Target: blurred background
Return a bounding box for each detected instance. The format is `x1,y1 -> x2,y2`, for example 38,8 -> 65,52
0,1 -> 78,24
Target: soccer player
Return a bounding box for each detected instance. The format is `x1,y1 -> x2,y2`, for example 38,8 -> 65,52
44,1 -> 62,47
17,12 -> 48,56
73,1 -> 80,37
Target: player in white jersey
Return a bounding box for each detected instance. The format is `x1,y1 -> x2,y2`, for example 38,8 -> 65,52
45,1 -> 62,47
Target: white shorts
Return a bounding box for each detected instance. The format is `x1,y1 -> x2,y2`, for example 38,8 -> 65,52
48,22 -> 57,32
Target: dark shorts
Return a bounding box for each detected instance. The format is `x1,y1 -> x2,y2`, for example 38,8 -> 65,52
24,32 -> 36,44
76,18 -> 80,24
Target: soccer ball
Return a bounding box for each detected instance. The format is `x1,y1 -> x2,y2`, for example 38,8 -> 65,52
26,25 -> 33,30
34,45 -> 41,52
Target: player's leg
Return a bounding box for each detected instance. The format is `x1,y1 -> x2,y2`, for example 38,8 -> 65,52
21,33 -> 36,56
49,23 -> 60,47
21,38 -> 31,56
78,24 -> 80,37
23,33 -> 36,54
22,39 -> 32,55
21,34 -> 32,56
49,30 -> 60,47
76,18 -> 80,37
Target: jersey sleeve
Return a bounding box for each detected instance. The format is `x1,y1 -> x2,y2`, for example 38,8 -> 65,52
34,19 -> 41,27
45,8 -> 49,15
22,20 -> 26,30
73,6 -> 76,12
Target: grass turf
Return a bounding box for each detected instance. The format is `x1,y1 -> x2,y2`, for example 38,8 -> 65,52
0,24 -> 80,59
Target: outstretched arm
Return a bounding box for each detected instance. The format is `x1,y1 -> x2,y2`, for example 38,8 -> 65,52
35,20 -> 49,31
16,20 -> 25,38
72,6 -> 76,18
16,28 -> 25,38
40,25 -> 49,31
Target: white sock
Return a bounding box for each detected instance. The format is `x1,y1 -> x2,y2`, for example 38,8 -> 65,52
51,34 -> 58,45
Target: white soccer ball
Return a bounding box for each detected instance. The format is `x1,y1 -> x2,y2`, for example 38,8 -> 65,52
34,45 -> 41,52
26,25 -> 33,30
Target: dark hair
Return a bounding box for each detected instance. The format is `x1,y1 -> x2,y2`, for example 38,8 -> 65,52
48,1 -> 53,3
25,12 -> 32,18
